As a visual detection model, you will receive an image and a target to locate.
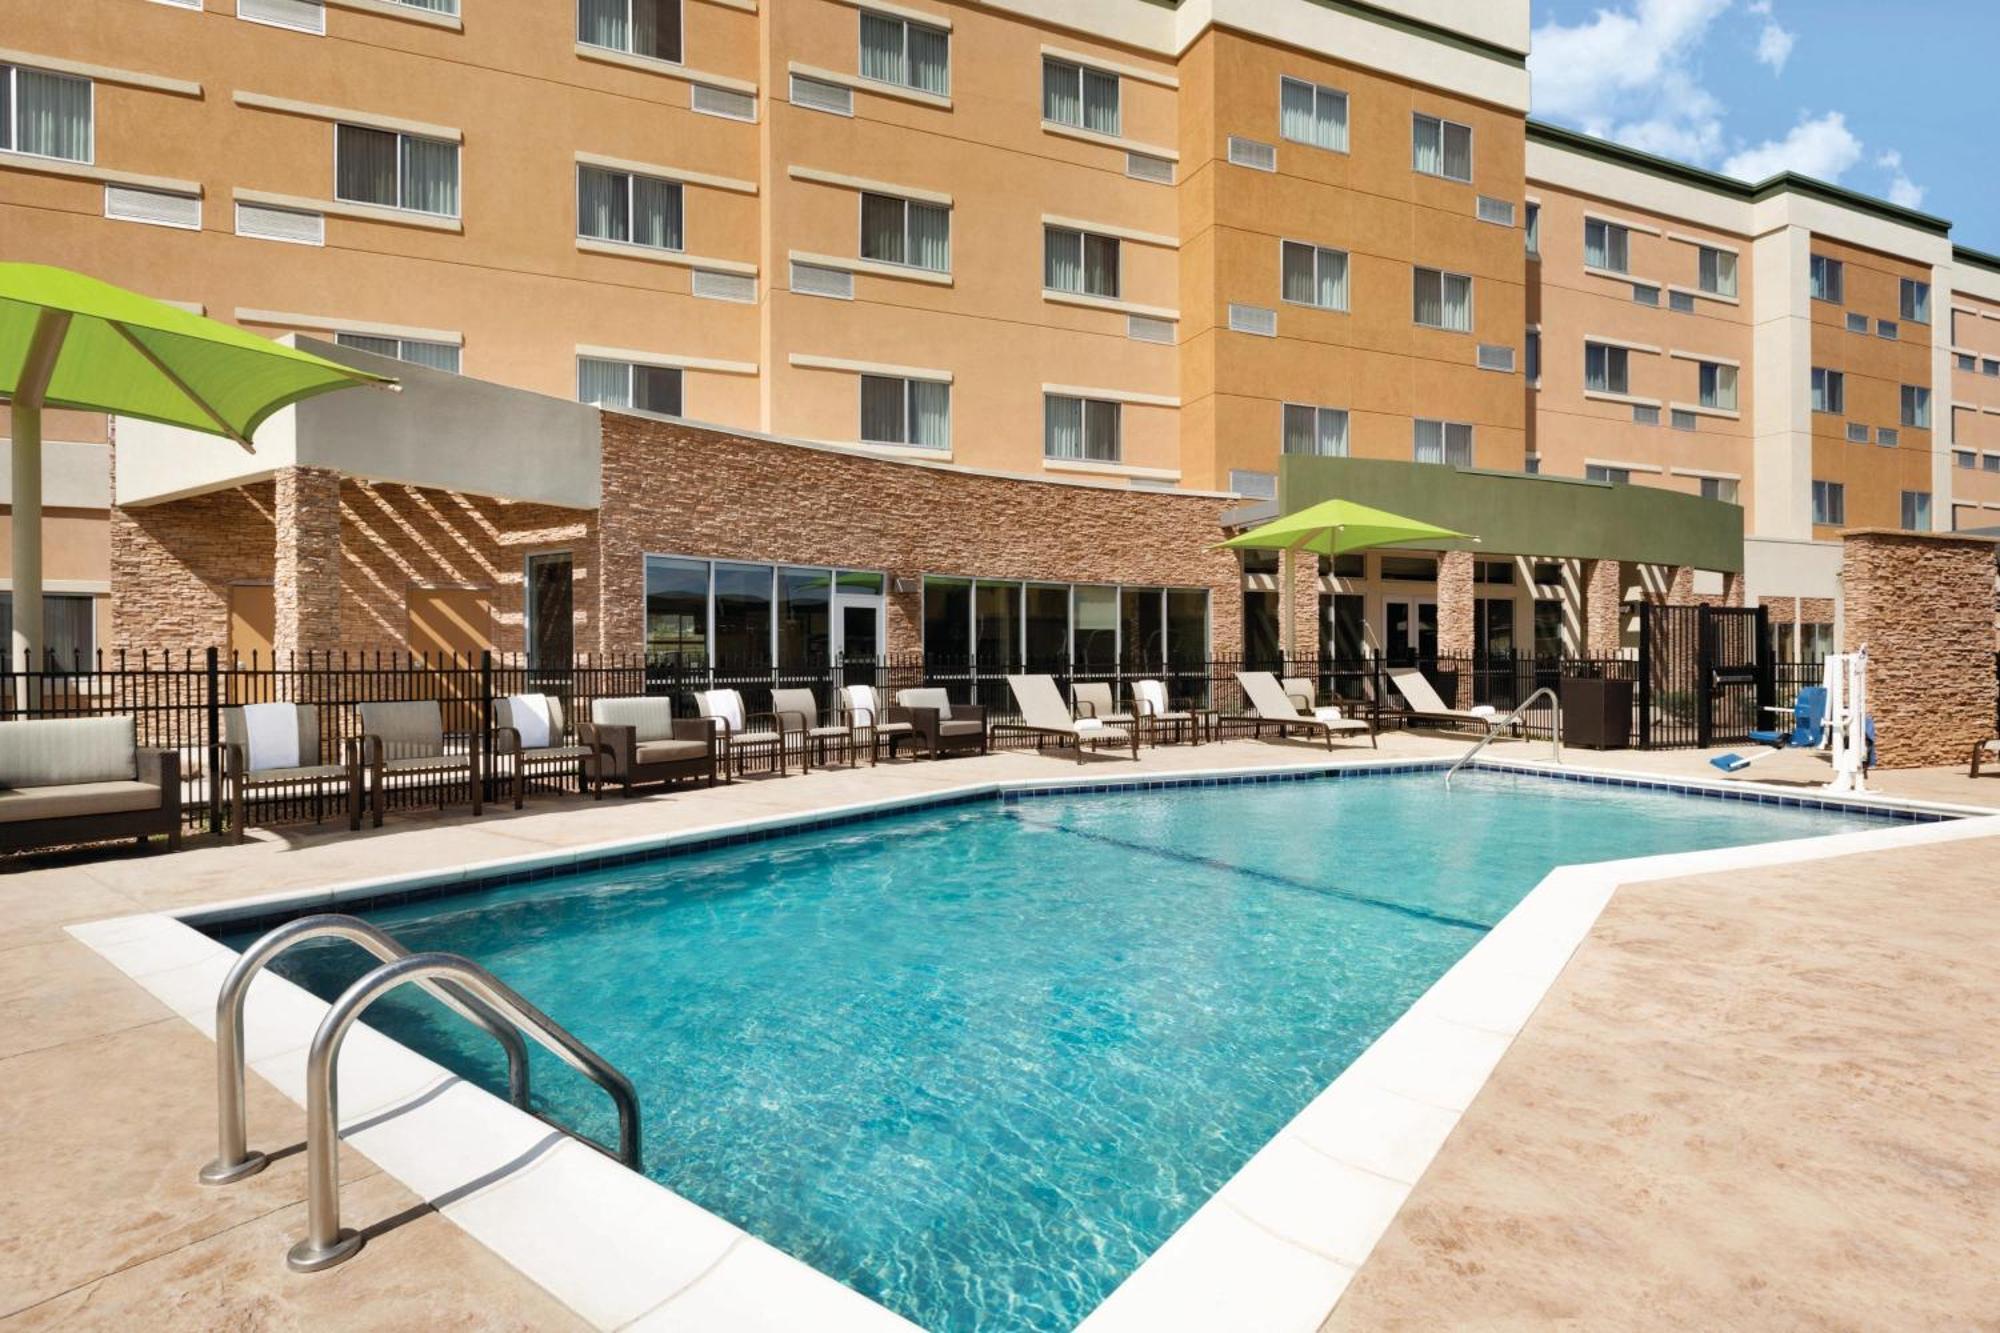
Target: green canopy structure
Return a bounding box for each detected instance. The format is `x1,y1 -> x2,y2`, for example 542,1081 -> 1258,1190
1,262 -> 392,672
1219,496 -> 1476,557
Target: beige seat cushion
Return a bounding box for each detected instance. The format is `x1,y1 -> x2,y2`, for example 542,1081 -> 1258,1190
634,739 -> 709,765
383,753 -> 472,773
897,688 -> 953,719
241,763 -> 348,785
359,702 -> 446,758
590,696 -> 676,744
937,719 -> 986,737
0,716 -> 137,787
731,730 -> 783,747
871,721 -> 915,735
0,780 -> 161,823
522,744 -> 595,761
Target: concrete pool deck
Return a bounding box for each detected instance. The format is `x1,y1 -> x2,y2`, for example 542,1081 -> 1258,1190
3,730 -> 1997,1328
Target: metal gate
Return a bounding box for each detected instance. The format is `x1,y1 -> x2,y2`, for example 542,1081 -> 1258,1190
1636,603 -> 1772,749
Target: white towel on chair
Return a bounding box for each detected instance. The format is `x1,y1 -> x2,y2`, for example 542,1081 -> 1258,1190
243,702 -> 300,772
1075,716 -> 1105,734
509,694 -> 551,748
702,690 -> 745,732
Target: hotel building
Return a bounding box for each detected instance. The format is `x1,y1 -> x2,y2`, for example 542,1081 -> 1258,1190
2,0 -> 1995,671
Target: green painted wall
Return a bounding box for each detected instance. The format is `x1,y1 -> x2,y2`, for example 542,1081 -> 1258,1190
1277,457 -> 1744,572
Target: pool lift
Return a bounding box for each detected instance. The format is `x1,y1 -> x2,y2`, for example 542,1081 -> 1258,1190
1707,646 -> 1872,792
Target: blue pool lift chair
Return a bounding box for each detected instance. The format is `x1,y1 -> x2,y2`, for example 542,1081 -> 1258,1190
1709,687 -> 1828,773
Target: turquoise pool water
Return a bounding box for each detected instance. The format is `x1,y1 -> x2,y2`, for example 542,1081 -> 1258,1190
223,771 -> 1894,1331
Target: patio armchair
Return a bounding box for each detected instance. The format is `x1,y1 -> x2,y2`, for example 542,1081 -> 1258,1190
492,694 -> 599,808
695,689 -> 792,778
1070,681 -> 1137,733
770,688 -> 854,770
582,696 -> 717,797
351,700 -> 480,829
0,715 -> 182,854
894,687 -> 989,760
1229,672 -> 1375,750
838,683 -> 917,765
220,702 -> 348,842
1129,678 -> 1204,745
993,674 -> 1136,763
1972,737 -> 1998,778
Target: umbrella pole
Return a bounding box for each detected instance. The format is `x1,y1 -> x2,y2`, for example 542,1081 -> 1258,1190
10,309 -> 71,709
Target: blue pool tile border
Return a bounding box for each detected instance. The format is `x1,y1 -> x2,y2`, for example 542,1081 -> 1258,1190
198,759 -> 1950,937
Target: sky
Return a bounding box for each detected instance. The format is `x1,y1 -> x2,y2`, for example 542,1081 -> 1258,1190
1528,0 -> 2000,252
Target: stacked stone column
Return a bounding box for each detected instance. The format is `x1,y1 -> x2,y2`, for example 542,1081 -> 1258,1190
272,465 -> 343,660
1435,549 -> 1476,705
1584,558 -> 1624,657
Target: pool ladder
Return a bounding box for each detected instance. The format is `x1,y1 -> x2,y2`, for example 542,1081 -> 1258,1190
200,913 -> 641,1273
1444,687 -> 1563,788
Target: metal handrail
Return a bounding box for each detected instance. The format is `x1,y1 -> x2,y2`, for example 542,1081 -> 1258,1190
288,951 -> 641,1273
200,914 -> 531,1186
1444,686 -> 1563,788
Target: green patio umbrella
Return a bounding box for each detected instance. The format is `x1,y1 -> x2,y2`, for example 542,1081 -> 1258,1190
0,263 -> 393,670
1219,496 -> 1476,558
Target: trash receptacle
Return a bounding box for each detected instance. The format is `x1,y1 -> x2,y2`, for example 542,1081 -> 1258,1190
1560,676 -> 1634,749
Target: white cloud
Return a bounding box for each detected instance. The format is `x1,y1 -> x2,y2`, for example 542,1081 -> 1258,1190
1721,111 -> 1863,181
1747,0 -> 1796,72
1877,151 -> 1926,209
1529,0 -> 1733,163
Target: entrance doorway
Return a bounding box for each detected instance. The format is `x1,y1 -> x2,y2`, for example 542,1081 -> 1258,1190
525,552 -> 574,682
1383,599 -> 1437,665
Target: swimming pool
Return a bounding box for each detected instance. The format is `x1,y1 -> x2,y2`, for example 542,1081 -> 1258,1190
221,768 -> 1898,1331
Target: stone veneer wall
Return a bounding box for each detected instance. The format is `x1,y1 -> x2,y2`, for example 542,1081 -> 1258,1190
1840,529 -> 1998,768
273,466 -> 342,656
111,480 -> 276,650
1584,558 -> 1624,656
595,413 -> 1245,657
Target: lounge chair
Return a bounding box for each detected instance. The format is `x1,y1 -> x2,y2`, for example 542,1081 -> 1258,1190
1384,666 -> 1505,735
839,684 -> 917,765
351,700 -> 480,829
1709,687 -> 1826,774
1231,671 -> 1375,749
492,694 -> 599,808
1070,682 -> 1137,733
0,715 -> 182,854
695,688 -> 791,777
1130,678 -> 1203,745
583,696 -> 717,797
1975,737 -> 2000,778
221,702 -> 348,841
994,674 -> 1136,763
1281,675 -> 1371,730
771,687 -> 855,770
895,687 -> 989,759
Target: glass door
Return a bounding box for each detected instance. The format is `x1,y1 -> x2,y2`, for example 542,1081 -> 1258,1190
832,571 -> 886,698
1383,600 -> 1437,665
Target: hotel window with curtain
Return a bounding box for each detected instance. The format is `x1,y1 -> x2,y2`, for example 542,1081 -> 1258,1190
0,64 -> 92,163
577,357 -> 682,416
1900,278 -> 1931,324
1282,404 -> 1348,457
0,594 -> 95,669
1279,77 -> 1347,151
1698,246 -> 1737,297
335,124 -> 459,217
1413,418 -> 1473,467
1281,241 -> 1348,311
1044,226 -> 1119,298
859,10 -> 948,95
1584,218 -> 1629,273
1811,480 -> 1844,525
577,0 -> 682,63
1042,57 -> 1118,135
1900,490 -> 1931,531
1044,394 -> 1120,463
1809,254 -> 1843,303
1901,384 -> 1931,428
1525,202 -> 1540,256
1810,367 -> 1844,414
1413,267 -> 1472,332
1584,342 -> 1629,395
577,165 -> 683,251
860,374 -> 950,450
334,332 -> 460,374
1699,361 -> 1738,411
859,192 -> 950,272
1411,113 -> 1471,182
1700,476 -> 1740,503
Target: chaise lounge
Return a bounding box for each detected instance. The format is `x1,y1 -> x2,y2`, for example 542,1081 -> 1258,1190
0,715 -> 182,854
1231,671 -> 1375,749
1384,666 -> 1506,735
994,674 -> 1137,763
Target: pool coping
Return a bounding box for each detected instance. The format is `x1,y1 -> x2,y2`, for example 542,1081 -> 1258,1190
63,757 -> 2000,1332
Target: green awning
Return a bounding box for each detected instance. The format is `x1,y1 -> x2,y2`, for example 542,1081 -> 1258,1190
1220,497 -> 1476,557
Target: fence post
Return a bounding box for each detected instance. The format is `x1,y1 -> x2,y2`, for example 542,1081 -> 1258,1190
205,646 -> 222,836
1636,609 -> 1652,750
1753,603 -> 1774,721
1694,605 -> 1715,750
479,650 -> 494,804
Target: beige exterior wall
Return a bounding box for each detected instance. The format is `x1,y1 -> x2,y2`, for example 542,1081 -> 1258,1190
1946,288 -> 2000,527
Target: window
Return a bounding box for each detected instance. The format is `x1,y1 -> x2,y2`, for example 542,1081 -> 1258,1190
1901,490 -> 1932,530
1525,202 -> 1540,256
577,165 -> 683,251
1988,454 -> 2000,473
335,124 -> 458,217
1986,359 -> 2000,377
1811,480 -> 1845,525
1632,283 -> 1661,306
1959,353 -> 1978,372
1845,312 -> 1868,334
860,375 -> 950,449
858,10 -> 949,95
392,0 -> 460,11
1876,319 -> 1899,341
1413,267 -> 1472,331
1698,246 -> 1738,297
1954,449 -> 1976,470
1413,418 -> 1473,466
1633,403 -> 1660,425
1281,241 -> 1349,311
1844,422 -> 1869,444
1525,328 -> 1541,383
1380,556 -> 1438,581
1533,597 -> 1563,657
578,0 -> 681,63
334,332 -> 460,373
1585,463 -> 1631,485
1901,385 -> 1931,428
1699,362 -> 1738,411
1670,409 -> 1697,432
1044,226 -> 1118,298
1282,403 -> 1349,456
860,192 -> 950,272
1411,113 -> 1472,182
0,593 -> 95,669
1900,278 -> 1931,324
1876,426 -> 1899,448
0,64 -> 92,163
1584,219 -> 1629,273
1670,290 -> 1696,313
1699,476 -> 1740,503
1809,254 -> 1843,303
1043,57 -> 1118,135
577,357 -> 682,415
1584,342 -> 1629,394
1810,367 -> 1844,414
1279,76 -> 1346,151
1044,394 -> 1120,462
1476,196 -> 1515,226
